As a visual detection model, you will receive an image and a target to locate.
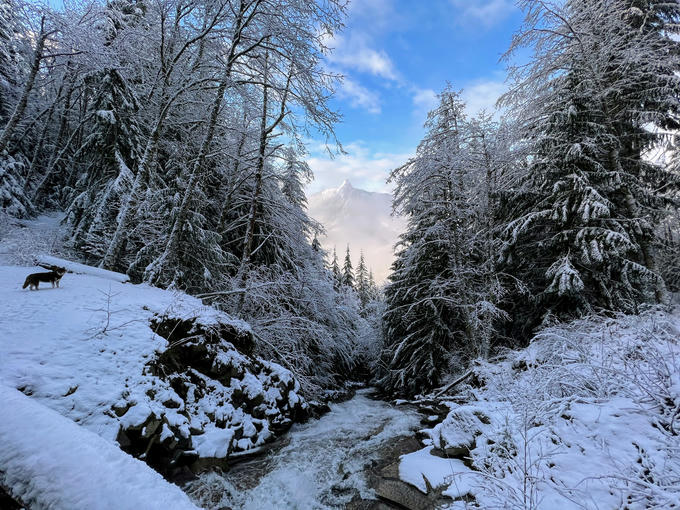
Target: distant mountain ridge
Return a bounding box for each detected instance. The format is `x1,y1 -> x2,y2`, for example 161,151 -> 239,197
307,180 -> 405,283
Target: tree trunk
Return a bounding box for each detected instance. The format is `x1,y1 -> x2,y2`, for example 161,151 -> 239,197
30,76 -> 74,203
0,17 -> 47,154
143,68 -> 230,285
235,77 -> 270,312
100,126 -> 160,270
609,146 -> 667,304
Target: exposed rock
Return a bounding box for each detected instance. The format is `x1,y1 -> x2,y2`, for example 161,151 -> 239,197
346,433 -> 453,510
150,314 -> 256,356
375,478 -> 436,510
426,406 -> 490,455
346,499 -> 394,510
429,443 -> 473,459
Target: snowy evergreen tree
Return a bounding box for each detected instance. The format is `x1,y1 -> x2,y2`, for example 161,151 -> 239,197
0,152 -> 31,217
380,88 -> 506,396
342,245 -> 354,289
330,246 -> 342,289
66,68 -> 143,262
367,270 -> 379,300
355,251 -> 370,308
499,0 -> 680,330
0,0 -> 21,123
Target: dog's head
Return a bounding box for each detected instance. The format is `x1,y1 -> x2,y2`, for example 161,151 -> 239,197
55,267 -> 67,276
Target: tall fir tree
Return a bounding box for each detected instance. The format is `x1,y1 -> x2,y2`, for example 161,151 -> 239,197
380,88 -> 504,396
66,68 -> 143,262
342,244 -> 354,289
330,246 -> 342,288
499,0 -> 680,331
356,251 -> 369,308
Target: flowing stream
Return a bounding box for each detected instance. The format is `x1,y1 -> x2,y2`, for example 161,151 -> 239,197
185,389 -> 420,509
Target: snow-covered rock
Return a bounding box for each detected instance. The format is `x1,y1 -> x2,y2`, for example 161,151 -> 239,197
115,310 -> 307,473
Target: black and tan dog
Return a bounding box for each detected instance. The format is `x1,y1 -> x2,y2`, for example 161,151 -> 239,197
22,267 -> 66,290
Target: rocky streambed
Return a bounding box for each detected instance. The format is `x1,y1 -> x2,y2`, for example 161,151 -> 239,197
183,389 -> 448,510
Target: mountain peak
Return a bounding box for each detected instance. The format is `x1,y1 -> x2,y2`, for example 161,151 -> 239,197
338,180 -> 353,192
308,182 -> 406,284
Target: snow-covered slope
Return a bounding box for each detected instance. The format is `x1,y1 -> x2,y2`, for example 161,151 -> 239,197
0,265 -> 184,440
307,180 -> 405,283
0,385 -> 199,510
399,308 -> 680,509
0,262 -> 306,507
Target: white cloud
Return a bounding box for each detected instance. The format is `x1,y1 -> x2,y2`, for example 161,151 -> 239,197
412,87 -> 439,119
450,0 -> 516,28
327,34 -> 399,81
413,88 -> 438,110
461,79 -> 507,116
337,78 -> 382,114
306,141 -> 413,194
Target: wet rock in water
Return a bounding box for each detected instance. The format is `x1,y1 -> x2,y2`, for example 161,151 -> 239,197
346,499 -> 395,510
346,434 -> 446,510
114,312 -> 308,477
375,478 -> 436,510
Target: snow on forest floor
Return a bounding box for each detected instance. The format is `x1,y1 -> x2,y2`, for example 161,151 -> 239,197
0,211 -> 73,266
402,307 -> 680,509
186,389 -> 421,509
0,262 -> 220,508
0,264 -> 218,441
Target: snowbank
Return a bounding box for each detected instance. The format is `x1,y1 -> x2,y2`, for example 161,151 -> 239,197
37,254 -> 130,283
403,307 -> 680,509
0,385 -> 199,510
0,263 -> 307,496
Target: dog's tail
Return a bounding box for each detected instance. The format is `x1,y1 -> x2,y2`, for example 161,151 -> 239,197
22,277 -> 29,289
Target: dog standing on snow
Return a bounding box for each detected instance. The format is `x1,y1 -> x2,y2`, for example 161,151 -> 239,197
22,268 -> 66,290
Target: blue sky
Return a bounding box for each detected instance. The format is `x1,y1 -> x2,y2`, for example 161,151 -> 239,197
306,0 -> 525,193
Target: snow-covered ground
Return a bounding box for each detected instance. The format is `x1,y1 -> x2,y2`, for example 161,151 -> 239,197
0,385 -> 199,510
401,307 -> 680,509
0,263 -> 207,441
0,262 -> 222,507
0,216 -> 305,508
186,389 -> 421,509
0,212 -> 73,266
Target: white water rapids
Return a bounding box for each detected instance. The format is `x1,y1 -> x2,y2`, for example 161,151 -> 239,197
185,389 -> 420,509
